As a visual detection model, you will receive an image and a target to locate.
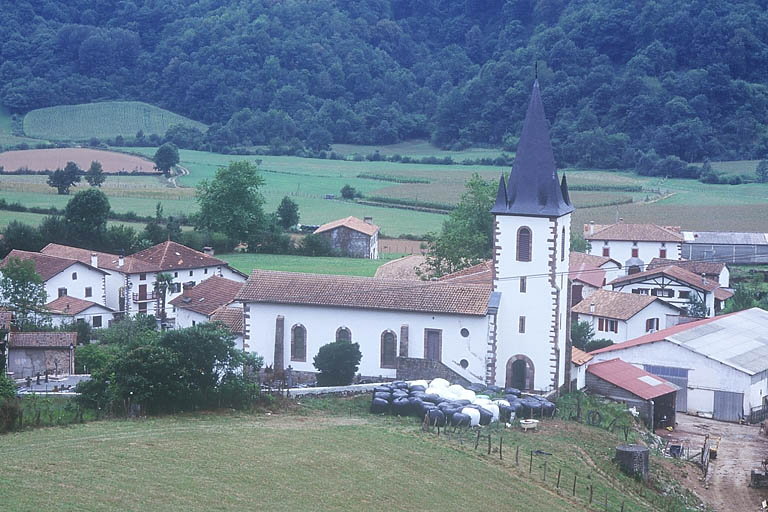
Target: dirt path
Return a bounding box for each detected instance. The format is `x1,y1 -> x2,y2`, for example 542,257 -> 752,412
659,414 -> 768,511
167,165 -> 189,187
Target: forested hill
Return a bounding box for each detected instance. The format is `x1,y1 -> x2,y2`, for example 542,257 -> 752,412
3,0 -> 768,168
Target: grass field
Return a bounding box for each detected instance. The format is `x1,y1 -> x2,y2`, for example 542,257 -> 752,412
0,105 -> 44,148
0,209 -> 148,231
219,252 -> 405,276
0,396 -> 703,512
23,101 -> 208,141
332,140 -> 509,160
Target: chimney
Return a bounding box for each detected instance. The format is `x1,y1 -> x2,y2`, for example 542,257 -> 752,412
363,216 -> 373,225
589,221 -> 595,235
203,246 -> 214,256
619,217 -> 624,223
118,254 -> 124,268
90,252 -> 98,268
589,303 -> 595,314
702,273 -> 708,286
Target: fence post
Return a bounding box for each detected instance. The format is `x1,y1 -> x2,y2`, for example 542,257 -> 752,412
589,485 -> 593,504
621,500 -> 625,512
488,432 -> 491,455
543,460 -> 547,482
572,474 -> 577,496
475,430 -> 481,450
499,436 -> 503,460
529,450 -> 533,473
556,468 -> 561,489
516,445 -> 519,465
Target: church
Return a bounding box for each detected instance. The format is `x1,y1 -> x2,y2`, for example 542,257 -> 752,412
235,81 -> 574,394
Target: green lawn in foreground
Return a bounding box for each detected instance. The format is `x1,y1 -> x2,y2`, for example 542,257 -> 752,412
219,252 -> 405,276
0,396 -> 702,512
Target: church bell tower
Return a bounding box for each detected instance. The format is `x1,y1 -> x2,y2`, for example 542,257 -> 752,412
490,80 -> 574,393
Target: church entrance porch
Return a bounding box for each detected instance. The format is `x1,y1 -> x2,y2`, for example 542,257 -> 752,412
505,354 -> 535,391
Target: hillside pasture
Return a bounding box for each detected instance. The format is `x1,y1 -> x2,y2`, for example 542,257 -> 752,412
23,101 -> 208,141
219,252 -> 405,276
0,148 -> 159,173
332,140 -> 510,160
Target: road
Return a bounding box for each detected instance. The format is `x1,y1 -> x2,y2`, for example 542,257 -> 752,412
660,414 -> 768,511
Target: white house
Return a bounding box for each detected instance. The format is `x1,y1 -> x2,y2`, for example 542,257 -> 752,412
314,216 -> 379,259
610,264 -> 721,317
236,80 -> 576,393
169,276 -> 243,329
569,252 -> 623,305
41,241 -> 247,321
1,249 -> 107,305
570,347 -> 593,390
210,306 -> 244,349
647,258 -> 730,288
46,296 -> 115,328
571,289 -> 681,343
588,308 -> 768,422
584,222 -> 683,270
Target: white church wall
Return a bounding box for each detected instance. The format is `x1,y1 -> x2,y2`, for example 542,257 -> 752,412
242,302 -> 490,382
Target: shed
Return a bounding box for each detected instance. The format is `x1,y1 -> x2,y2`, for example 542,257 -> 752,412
586,358 -> 678,429
314,216 -> 379,259
682,231 -> 768,264
7,332 -> 77,378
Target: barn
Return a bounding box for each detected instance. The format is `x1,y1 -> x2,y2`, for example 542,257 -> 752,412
589,307 -> 768,422
586,358 -> 678,429
682,231 -> 768,264
314,216 -> 379,259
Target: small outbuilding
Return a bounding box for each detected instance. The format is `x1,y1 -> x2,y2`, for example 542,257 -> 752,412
7,332 -> 77,378
586,358 -> 678,429
314,216 -> 379,259
46,296 -> 115,328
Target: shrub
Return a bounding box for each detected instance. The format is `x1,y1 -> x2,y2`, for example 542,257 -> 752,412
340,184 -> 358,199
0,374 -> 17,402
313,340 -> 362,387
298,233 -> 334,256
584,338 -> 613,352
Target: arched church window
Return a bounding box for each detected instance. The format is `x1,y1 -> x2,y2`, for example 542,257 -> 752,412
291,324 -> 306,362
336,326 -> 351,343
380,330 -> 397,368
516,227 -> 532,262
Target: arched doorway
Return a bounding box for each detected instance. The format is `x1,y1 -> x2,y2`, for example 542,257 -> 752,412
505,355 -> 535,391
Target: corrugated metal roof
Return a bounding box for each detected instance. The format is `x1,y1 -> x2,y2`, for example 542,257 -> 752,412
682,231 -> 768,245
587,358 -> 679,400
592,308 -> 768,375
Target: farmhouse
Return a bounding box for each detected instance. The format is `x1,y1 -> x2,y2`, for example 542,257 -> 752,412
238,80 -> 574,393
41,242 -> 246,320
0,249 -> 107,306
169,276 -> 243,330
588,308 -> 768,422
46,296 -> 115,328
585,358 -> 678,429
647,258 -> 730,288
7,332 -> 76,379
314,216 -> 379,259
584,221 -> 683,269
610,265 -> 723,317
681,230 -> 768,265
571,289 -> 681,343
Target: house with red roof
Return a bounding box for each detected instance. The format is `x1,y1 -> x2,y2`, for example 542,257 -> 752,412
169,276 -> 243,334
588,308 -> 768,422
314,216 -> 379,259
46,296 -> 115,329
571,289 -> 681,343
584,221 -> 682,269
609,264 -> 725,317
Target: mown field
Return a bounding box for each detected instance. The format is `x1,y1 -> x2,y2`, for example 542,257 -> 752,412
332,140 -> 509,160
0,209 -> 148,232
0,106 -> 44,148
0,396 -> 704,512
23,101 -> 208,141
219,252 -> 405,276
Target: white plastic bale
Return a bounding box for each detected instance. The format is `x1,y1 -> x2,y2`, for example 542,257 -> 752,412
475,394 -> 490,401
425,387 -> 440,395
485,404 -> 500,422
473,398 -> 492,406
448,384 -> 465,395
493,399 -> 510,407
429,378 -> 450,389
459,389 -> 476,402
461,407 -> 481,427
410,380 -> 429,388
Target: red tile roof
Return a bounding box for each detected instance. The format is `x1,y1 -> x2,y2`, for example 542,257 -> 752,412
714,288 -> 734,301
570,252 -> 619,269
131,241 -> 226,271
46,296 -> 111,315
169,276 -> 243,316
210,306 -> 244,335
1,250 -> 105,281
589,313 -> 737,355
9,332 -> 77,348
314,216 -> 379,237
438,261 -> 493,285
648,258 -> 726,277
41,243 -> 159,273
569,261 -> 606,288
571,289 -> 674,321
587,358 -> 678,400
235,270 -> 492,316
610,265 -> 721,292
584,223 -> 682,242
571,347 -> 593,366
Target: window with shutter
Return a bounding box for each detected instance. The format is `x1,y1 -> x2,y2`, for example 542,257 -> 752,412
291,324 -> 306,362
519,276 -> 527,293
516,227 -> 532,262
380,331 -> 396,368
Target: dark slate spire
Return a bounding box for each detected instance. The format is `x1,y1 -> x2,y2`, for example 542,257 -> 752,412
491,80 -> 574,217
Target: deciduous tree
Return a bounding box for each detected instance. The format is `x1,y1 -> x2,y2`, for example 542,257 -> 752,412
85,160 -> 106,187
64,189 -> 111,247
46,161 -> 82,195
276,196 -> 299,229
153,143 -> 180,176
0,257 -> 49,329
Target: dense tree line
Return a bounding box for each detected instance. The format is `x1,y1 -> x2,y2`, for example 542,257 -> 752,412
3,0 -> 768,167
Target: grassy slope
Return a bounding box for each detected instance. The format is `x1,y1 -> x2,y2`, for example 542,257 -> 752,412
219,252 -> 405,276
23,101 -> 208,141
0,398 -> 702,512
0,105 -> 44,148
0,209 -> 147,231
332,140 -> 509,160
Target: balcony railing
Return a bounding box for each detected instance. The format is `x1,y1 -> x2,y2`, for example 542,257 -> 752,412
132,291 -> 157,302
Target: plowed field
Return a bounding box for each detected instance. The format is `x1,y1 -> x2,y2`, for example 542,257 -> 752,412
0,148 -> 158,173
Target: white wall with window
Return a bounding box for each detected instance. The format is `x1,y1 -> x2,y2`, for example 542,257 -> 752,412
49,303 -> 115,328
590,240 -> 681,266
241,302 -> 491,382
576,299 -> 681,344
613,279 -> 716,317
41,263 -> 106,306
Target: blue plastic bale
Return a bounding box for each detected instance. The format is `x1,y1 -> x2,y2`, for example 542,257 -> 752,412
540,400 -> 556,416
427,409 -> 447,427
370,397 -> 390,414
505,387 -> 522,397
486,385 -> 503,394
497,404 -> 513,422
451,412 -> 471,427
467,383 -> 487,393
392,381 -> 408,389
419,402 -> 437,418
374,386 -> 392,394
477,407 -> 493,425
373,391 -> 392,402
391,398 -> 410,416
391,390 -> 408,399
409,384 -> 427,393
